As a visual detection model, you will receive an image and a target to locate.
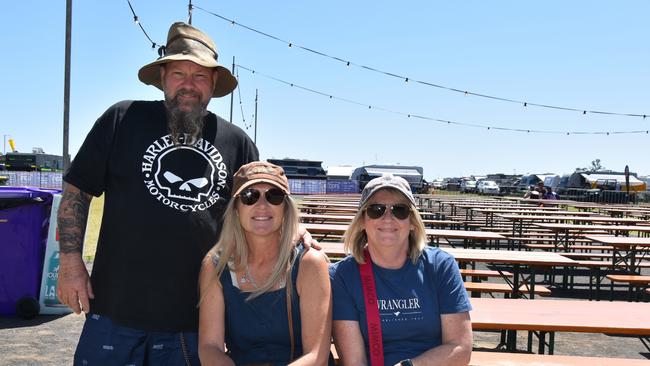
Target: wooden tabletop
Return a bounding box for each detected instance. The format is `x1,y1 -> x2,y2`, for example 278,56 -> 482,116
427,229 -> 506,241
455,203 -> 560,211
442,248 -> 576,266
320,242 -> 346,256
300,213 -> 355,222
585,235 -> 650,247
302,223 -> 349,234
302,223 -> 506,241
470,297 -> 650,335
532,223 -> 650,232
298,202 -> 359,208
469,351 -> 650,366
497,214 -> 645,224
471,208 -> 594,215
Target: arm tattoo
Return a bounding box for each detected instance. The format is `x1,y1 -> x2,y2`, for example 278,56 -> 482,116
58,186 -> 93,254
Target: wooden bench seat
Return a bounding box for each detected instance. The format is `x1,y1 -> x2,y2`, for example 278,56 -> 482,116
513,236 -> 594,243
605,274 -> 650,301
575,260 -> 650,269
606,274 -> 650,285
463,282 -> 552,296
561,252 -> 612,260
459,269 -> 513,278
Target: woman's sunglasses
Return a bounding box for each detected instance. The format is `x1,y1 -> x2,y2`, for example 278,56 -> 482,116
238,187 -> 286,206
365,203 -> 410,220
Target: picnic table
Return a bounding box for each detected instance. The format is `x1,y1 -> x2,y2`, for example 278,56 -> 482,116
449,202 -> 559,217
299,213 -> 355,224
498,214 -> 645,237
531,223 -> 650,251
584,235 -> 650,274
301,223 -> 506,249
469,207 -> 591,227
471,297 -> 650,354
442,248 -> 576,299
602,207 -> 650,220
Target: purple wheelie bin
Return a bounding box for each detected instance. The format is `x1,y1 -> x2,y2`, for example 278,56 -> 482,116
0,187 -> 58,319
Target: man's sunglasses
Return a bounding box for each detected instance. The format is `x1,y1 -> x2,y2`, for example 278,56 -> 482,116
238,187 -> 286,206
365,203 -> 411,220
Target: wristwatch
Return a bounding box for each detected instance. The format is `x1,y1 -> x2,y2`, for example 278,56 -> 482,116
399,359 -> 413,366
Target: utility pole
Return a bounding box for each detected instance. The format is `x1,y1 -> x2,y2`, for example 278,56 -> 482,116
229,56 -> 235,123
63,0 -> 72,170
188,0 -> 193,25
254,89 -> 258,144
2,135 -> 9,155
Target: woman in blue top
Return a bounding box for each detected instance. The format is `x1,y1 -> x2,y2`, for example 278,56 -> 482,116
330,174 -> 472,366
198,161 -> 332,365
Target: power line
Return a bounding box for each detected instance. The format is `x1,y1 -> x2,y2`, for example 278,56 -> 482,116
193,5 -> 648,121
124,3 -> 648,135
126,0 -> 161,50
234,70 -> 251,129
236,64 -> 649,136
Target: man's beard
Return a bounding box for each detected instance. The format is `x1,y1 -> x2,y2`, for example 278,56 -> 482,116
165,91 -> 208,145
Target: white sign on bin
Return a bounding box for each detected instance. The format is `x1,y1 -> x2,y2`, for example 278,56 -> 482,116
38,194 -> 71,315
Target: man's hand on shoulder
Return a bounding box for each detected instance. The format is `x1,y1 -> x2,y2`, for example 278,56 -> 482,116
297,225 -> 322,250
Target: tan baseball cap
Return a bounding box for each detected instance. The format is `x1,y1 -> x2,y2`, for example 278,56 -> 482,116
359,173 -> 416,207
232,161 -> 290,196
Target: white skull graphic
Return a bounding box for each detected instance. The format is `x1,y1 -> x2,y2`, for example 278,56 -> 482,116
155,147 -> 215,202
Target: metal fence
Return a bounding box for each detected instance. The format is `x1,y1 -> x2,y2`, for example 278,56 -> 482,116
563,188 -> 645,204
0,171 -> 63,189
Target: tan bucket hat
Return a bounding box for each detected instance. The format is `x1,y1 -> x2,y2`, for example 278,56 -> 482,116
138,22 -> 237,98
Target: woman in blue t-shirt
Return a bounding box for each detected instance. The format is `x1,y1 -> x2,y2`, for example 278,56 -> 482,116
198,161 -> 332,365
330,174 -> 472,366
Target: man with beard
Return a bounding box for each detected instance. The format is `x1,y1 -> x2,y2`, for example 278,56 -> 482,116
56,22 -> 260,365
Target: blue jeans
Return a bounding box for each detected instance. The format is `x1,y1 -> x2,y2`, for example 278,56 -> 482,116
74,313 -> 200,366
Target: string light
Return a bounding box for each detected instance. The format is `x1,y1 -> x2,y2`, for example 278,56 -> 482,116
123,4 -> 647,136
126,0 -> 160,49
236,64 -> 648,136
235,71 -> 251,129
192,4 -> 648,120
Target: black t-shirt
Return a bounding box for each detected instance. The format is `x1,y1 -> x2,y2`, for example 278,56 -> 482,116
64,100 -> 258,332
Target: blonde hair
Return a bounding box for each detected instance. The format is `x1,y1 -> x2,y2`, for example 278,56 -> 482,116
343,187 -> 426,264
202,193 -> 300,301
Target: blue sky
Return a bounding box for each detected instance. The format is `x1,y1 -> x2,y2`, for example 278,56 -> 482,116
2,1 -> 648,180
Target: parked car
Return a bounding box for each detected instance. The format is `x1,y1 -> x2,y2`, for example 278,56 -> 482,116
431,179 -> 445,190
460,180 -> 477,193
477,180 -> 500,194
445,178 -> 461,191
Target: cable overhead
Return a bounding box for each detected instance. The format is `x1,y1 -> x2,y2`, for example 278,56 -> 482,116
235,70 -> 250,129
193,5 -> 648,120
124,3 -> 647,136
126,0 -> 160,49
236,64 -> 649,136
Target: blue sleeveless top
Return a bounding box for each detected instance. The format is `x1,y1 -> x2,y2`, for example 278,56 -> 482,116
220,245 -> 304,365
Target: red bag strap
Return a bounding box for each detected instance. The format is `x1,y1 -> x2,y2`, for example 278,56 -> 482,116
360,248 -> 384,366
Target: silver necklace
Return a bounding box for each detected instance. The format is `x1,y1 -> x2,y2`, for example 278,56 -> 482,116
239,264 -> 258,288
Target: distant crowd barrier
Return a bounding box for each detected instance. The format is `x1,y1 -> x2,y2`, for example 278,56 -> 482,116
288,179 -> 359,195
0,174 -> 363,195
563,188 -> 646,204
0,172 -> 63,189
